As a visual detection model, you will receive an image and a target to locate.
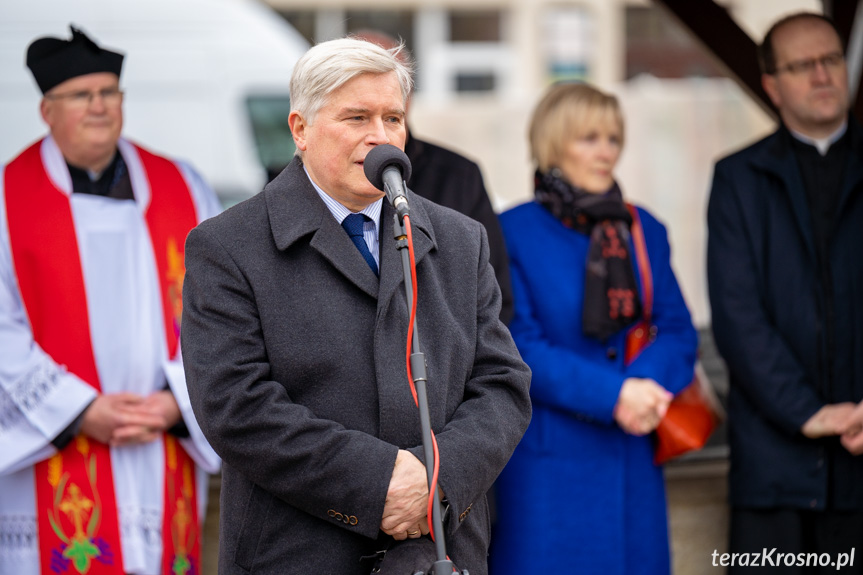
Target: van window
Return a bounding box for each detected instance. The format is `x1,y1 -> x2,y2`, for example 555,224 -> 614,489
246,95 -> 296,182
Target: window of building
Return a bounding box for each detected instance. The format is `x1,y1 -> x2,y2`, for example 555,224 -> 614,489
279,10 -> 315,46
345,10 -> 414,52
245,95 -> 295,183
277,9 -> 414,53
275,8 -> 513,97
449,11 -> 502,43
625,5 -> 725,79
455,72 -> 496,92
542,7 -> 592,82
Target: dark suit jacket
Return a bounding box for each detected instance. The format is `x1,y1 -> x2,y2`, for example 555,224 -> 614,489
707,118 -> 863,510
405,133 -> 514,325
181,157 -> 532,574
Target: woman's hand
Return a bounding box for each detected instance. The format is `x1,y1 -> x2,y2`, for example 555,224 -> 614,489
613,378 -> 673,436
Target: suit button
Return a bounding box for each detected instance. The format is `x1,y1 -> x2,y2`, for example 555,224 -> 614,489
327,509 -> 336,518
349,516 -> 358,526
606,347 -> 618,360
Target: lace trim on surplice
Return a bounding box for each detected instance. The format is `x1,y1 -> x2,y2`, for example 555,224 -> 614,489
0,358 -> 62,434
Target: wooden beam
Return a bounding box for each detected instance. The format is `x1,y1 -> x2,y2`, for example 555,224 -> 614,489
652,0 -> 777,120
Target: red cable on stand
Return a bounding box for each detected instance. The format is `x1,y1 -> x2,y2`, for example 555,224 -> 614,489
403,215 -> 442,544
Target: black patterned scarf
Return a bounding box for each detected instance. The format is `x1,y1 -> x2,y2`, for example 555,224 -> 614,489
534,169 -> 641,341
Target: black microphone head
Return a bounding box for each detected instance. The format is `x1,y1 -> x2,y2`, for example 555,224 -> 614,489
363,144 -> 412,191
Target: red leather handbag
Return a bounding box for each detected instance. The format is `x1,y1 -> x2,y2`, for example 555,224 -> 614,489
624,205 -> 723,464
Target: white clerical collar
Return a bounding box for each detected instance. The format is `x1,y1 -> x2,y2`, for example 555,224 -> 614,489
302,165 -> 383,230
789,120 -> 848,156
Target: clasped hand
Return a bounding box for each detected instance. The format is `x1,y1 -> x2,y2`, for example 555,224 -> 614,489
802,402 -> 863,456
80,390 -> 182,446
614,377 -> 673,436
381,450 -> 431,540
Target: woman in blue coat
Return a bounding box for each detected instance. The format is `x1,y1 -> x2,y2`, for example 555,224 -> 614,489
490,83 -> 698,574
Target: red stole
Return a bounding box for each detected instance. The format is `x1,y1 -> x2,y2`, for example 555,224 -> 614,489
3,140 -> 201,575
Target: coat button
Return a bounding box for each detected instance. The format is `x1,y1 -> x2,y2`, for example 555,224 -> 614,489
606,347 -> 618,360
327,509 -> 336,518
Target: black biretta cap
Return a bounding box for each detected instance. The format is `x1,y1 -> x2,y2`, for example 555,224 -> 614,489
26,25 -> 124,94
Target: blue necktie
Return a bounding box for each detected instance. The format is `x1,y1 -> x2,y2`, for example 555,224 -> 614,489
341,213 -> 378,276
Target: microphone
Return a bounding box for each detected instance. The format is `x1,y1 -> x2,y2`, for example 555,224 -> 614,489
364,144 -> 412,219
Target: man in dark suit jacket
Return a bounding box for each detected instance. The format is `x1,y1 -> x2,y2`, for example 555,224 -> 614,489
181,36 -> 531,575
404,134 -> 514,324
707,13 -> 863,570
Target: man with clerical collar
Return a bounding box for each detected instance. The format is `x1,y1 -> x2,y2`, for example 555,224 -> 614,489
0,25 -> 221,575
29,26 -> 131,198
708,12 -> 863,572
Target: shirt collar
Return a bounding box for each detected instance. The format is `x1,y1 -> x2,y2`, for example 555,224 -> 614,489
788,120 -> 848,156
303,165 -> 383,230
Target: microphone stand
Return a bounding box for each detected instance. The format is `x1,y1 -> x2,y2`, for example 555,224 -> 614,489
391,212 -> 467,575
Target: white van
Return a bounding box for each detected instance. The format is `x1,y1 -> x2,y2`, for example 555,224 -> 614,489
0,0 -> 309,205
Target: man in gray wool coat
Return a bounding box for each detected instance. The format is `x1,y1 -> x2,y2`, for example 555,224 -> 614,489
181,36 -> 532,575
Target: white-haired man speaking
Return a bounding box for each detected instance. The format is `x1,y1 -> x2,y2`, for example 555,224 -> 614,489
181,37 -> 532,575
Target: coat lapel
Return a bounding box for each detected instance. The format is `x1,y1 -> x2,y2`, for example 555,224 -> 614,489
835,119 -> 863,218
264,159 -> 438,304
750,130 -> 816,262
377,191 -> 437,312
311,217 -> 380,298
264,158 -> 379,299
374,193 -> 437,445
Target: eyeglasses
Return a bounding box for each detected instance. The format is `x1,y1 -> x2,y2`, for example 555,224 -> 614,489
772,52 -> 845,76
45,87 -> 124,108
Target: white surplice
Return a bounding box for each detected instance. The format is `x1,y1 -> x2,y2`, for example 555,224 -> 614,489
0,136 -> 222,575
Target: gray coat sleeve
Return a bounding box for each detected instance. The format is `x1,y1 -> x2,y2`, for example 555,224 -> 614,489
181,225 -> 398,539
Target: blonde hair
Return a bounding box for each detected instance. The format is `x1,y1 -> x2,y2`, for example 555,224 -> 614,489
290,36 -> 413,124
528,82 -> 624,172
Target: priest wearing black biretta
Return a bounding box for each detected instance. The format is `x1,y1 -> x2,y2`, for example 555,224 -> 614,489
0,24 -> 221,575
27,25 -> 124,94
